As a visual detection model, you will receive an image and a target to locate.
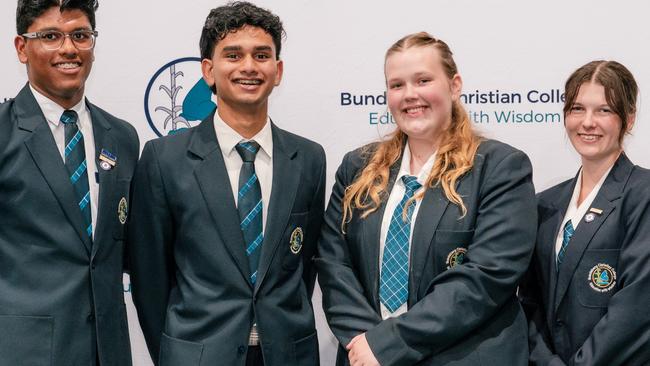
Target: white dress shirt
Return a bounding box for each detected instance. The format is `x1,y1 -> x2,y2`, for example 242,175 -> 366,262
31,85 -> 99,237
555,164 -> 614,257
213,112 -> 273,232
379,144 -> 435,319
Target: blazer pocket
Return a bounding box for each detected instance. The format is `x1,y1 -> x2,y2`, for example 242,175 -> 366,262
112,178 -> 131,240
281,212 -> 309,271
292,332 -> 319,366
0,315 -> 53,366
577,249 -> 621,308
434,229 -> 474,270
159,332 -> 204,366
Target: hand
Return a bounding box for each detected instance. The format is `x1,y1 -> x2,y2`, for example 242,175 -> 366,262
346,333 -> 380,366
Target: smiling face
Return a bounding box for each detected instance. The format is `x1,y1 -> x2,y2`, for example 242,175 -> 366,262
201,25 -> 283,121
15,7 -> 94,109
385,45 -> 461,146
565,82 -> 631,164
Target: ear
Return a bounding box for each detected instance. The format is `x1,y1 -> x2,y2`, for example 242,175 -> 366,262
450,73 -> 463,101
274,59 -> 283,86
201,58 -> 215,90
15,35 -> 28,64
625,112 -> 636,133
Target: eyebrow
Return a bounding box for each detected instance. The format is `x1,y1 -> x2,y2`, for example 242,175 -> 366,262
221,45 -> 273,52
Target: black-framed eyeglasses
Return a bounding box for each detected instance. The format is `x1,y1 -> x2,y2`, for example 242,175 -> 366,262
21,30 -> 98,50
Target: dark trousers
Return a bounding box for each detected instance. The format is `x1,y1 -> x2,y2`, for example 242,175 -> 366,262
246,345 -> 264,366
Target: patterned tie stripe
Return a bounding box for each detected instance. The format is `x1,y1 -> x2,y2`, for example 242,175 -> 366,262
235,141 -> 264,284
61,110 -> 92,238
380,175 -> 422,313
557,219 -> 574,268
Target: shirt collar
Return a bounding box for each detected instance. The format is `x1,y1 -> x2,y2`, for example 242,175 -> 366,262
396,143 -> 436,186
213,112 -> 273,159
30,83 -> 86,127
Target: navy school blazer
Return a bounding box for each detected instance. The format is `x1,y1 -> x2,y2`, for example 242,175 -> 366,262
317,139 -> 537,366
519,153 -> 650,366
128,112 -> 326,366
0,84 -> 138,366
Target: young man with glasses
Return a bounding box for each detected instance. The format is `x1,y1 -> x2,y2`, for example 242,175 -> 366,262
0,1 -> 138,365
128,2 -> 325,365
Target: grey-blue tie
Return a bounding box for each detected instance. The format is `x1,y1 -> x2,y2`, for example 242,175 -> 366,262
61,110 -> 92,238
235,141 -> 263,284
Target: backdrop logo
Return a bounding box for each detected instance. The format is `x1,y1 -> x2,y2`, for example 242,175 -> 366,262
145,57 -> 216,137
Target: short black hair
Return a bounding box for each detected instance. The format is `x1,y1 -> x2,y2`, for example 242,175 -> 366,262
199,1 -> 285,61
16,0 -> 99,34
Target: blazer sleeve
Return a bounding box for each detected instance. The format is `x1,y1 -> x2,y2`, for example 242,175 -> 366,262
127,141 -> 175,363
301,146 -> 326,297
365,149 -> 538,365
316,151 -> 383,345
569,187 -> 650,366
519,246 -> 568,366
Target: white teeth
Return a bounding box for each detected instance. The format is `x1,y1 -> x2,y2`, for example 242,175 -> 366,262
580,134 -> 599,141
56,63 -> 80,69
405,106 -> 425,114
236,79 -> 261,85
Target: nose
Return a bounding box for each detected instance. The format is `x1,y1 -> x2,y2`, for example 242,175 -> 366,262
59,35 -> 78,55
404,82 -> 417,100
581,110 -> 596,129
240,54 -> 257,74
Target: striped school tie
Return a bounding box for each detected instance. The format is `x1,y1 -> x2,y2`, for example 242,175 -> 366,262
557,219 -> 574,269
61,110 -> 92,238
235,141 -> 263,284
380,175 -> 421,312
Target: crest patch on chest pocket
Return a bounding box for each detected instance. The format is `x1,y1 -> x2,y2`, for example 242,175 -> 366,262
588,263 -> 616,292
446,247 -> 467,269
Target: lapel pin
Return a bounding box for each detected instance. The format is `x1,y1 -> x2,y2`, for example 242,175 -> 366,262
584,213 -> 596,223
99,148 -> 117,170
589,207 -> 603,215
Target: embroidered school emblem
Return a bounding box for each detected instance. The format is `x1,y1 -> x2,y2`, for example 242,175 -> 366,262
290,227 -> 304,254
118,197 -> 128,225
588,263 -> 617,292
446,248 -> 467,269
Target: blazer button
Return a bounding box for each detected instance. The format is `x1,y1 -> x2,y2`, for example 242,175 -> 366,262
87,313 -> 95,322
237,345 -> 246,355
555,319 -> 564,327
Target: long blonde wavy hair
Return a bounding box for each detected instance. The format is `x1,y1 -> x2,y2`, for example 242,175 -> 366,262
341,32 -> 482,228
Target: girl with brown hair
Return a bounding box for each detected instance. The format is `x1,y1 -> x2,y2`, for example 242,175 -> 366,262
519,60 -> 650,365
317,32 -> 537,366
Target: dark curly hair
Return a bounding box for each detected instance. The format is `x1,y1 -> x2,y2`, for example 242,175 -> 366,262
16,0 -> 99,34
199,1 -> 285,61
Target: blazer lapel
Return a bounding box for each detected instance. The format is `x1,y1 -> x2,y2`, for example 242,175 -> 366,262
191,114 -> 252,287
554,155 -> 632,311
538,177 -> 574,324
410,186 -> 449,300
89,102 -> 117,259
364,158 -> 401,311
17,86 -> 92,254
254,124 -> 300,293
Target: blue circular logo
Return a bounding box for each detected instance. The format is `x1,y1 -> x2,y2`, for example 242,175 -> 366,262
144,57 -> 216,137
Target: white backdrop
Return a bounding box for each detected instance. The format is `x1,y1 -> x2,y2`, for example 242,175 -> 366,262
2,1 -> 649,365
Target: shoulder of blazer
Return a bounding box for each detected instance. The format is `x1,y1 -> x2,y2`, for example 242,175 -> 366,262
340,141 -> 382,181
474,138 -> 525,164
271,122 -> 325,161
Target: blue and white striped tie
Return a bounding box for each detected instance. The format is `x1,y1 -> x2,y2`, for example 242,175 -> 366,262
557,219 -> 574,269
236,141 -> 263,284
61,110 -> 92,238
380,175 -> 421,312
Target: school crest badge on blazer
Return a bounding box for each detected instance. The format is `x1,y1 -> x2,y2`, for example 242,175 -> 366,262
118,197 -> 128,225
446,248 -> 467,269
290,227 -> 304,254
588,263 -> 617,292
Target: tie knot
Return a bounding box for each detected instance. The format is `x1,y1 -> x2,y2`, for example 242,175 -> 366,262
236,141 -> 261,162
60,110 -> 78,125
401,175 -> 421,194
